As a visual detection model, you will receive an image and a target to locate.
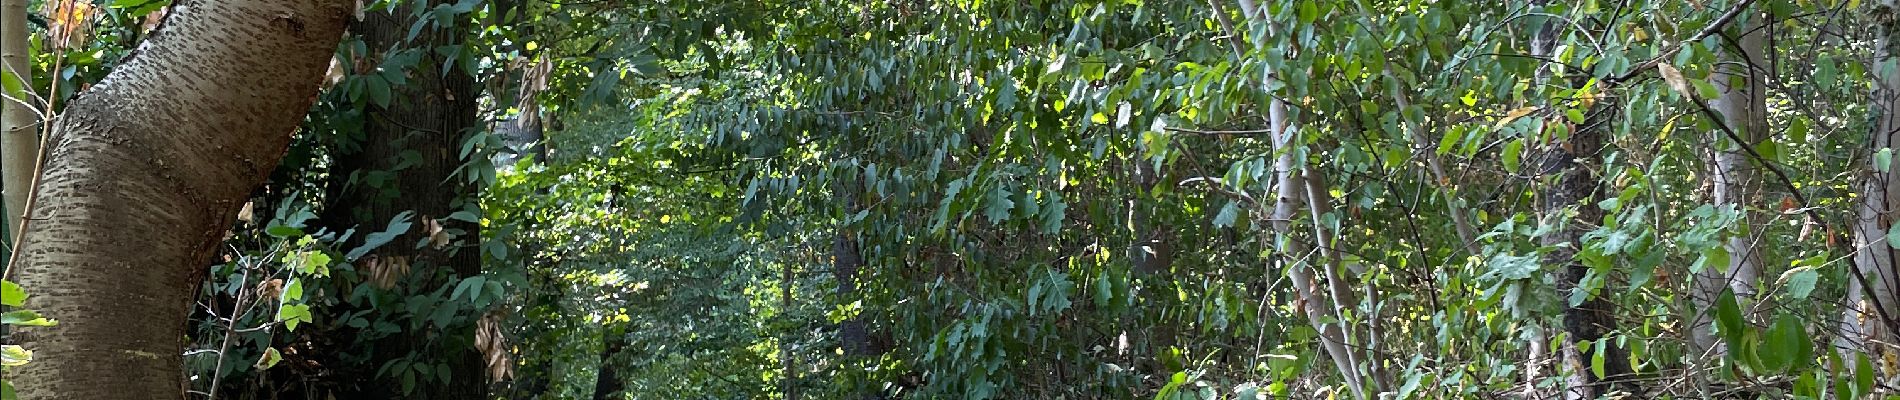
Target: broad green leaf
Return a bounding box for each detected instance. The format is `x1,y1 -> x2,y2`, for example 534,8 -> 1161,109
1212,201 -> 1239,228
0,281 -> 22,307
1715,290 -> 1745,348
1760,314 -> 1811,373
0,310 -> 55,327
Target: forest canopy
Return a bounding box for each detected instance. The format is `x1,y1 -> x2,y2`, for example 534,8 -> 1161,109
1,0 -> 1899,399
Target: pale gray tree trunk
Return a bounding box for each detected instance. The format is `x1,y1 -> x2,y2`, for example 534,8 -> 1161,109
1231,1 -> 1379,398
1691,9 -> 1768,358
0,0 -> 38,240
7,0 -> 348,397
1843,1 -> 1900,368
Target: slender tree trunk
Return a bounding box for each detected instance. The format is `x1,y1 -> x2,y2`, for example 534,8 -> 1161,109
7,0 -> 348,397
1843,1 -> 1900,367
1691,9 -> 1768,358
1230,1 -> 1376,397
320,1 -> 485,397
1523,9 -> 1560,396
781,255 -> 799,400
0,0 -> 38,240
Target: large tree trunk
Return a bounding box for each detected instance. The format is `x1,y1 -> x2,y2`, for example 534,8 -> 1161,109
0,0 -> 38,240
1691,8 -> 1768,358
320,1 -> 485,397
7,0 -> 348,397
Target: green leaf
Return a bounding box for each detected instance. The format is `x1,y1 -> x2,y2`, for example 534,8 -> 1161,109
0,310 -> 55,327
348,211 -> 416,261
266,225 -> 304,238
1590,339 -> 1607,379
1501,139 -> 1523,173
1212,201 -> 1239,228
983,187 -> 1015,223
276,304 -> 312,332
1782,267 -> 1819,299
1715,290 -> 1746,348
282,279 -> 304,302
446,211 -> 480,223
303,252 -> 332,277
1817,57 -> 1839,89
1436,126 -> 1463,156
1760,314 -> 1811,373
1856,352 -> 1875,397
1887,223 -> 1900,249
453,275 -> 488,302
366,76 -> 393,108
0,281 -> 23,307
1878,148 -> 1894,173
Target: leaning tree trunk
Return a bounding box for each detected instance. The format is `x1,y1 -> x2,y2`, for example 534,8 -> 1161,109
319,1 -> 485,397
7,0 -> 348,397
0,0 -> 38,241
1691,8 -> 1768,358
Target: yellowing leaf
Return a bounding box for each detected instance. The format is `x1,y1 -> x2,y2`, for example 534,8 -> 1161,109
1494,106 -> 1537,130
1658,62 -> 1693,99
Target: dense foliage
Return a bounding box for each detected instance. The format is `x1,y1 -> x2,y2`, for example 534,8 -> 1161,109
16,0 -> 1900,399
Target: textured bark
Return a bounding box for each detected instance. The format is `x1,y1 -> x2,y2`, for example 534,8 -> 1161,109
835,228 -> 868,357
7,0 -> 348,397
0,0 -> 37,240
318,2 -> 484,398
1542,100 -> 1633,400
1843,1 -> 1900,363
1691,10 -> 1768,358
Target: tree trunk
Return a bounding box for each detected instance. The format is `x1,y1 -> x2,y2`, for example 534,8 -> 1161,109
1230,1 -> 1375,398
1691,8 -> 1768,358
835,229 -> 868,357
590,330 -> 624,400
0,0 -> 38,241
1842,1 -> 1900,366
1542,99 -> 1632,400
781,250 -> 799,400
7,0 -> 348,397
319,1 -> 486,397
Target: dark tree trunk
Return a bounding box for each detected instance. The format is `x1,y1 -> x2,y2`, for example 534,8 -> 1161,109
319,1 -> 485,398
590,332 -> 625,400
1540,99 -> 1633,399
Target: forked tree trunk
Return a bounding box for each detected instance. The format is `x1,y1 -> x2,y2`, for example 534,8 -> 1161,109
7,0 -> 348,397
1230,1 -> 1375,398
